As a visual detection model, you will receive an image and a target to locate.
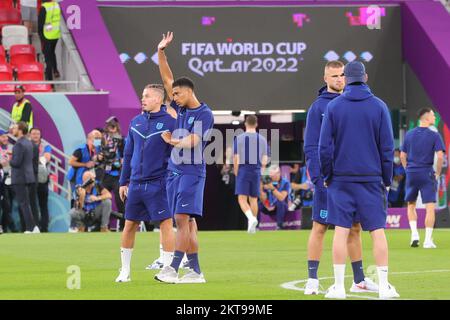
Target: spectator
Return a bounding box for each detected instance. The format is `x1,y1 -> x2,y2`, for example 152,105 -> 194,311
38,0 -> 61,80
67,130 -> 101,191
11,85 -> 33,129
220,146 -> 235,188
289,163 -> 314,211
9,121 -> 39,233
0,129 -> 15,233
259,165 -> 291,230
99,117 -> 125,229
69,171 -> 112,232
29,127 -> 51,232
388,149 -> 406,208
20,0 -> 38,35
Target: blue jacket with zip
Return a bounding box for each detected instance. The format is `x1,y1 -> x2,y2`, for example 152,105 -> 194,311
318,83 -> 394,186
119,106 -> 176,186
304,86 -> 340,184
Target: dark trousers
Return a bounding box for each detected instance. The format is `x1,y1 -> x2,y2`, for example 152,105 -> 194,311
42,38 -> 59,80
29,183 -> 40,229
259,201 -> 289,228
13,184 -> 36,232
102,174 -> 125,229
37,182 -> 49,232
1,184 -> 17,232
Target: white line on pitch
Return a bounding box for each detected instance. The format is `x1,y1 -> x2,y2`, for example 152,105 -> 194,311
280,269 -> 450,300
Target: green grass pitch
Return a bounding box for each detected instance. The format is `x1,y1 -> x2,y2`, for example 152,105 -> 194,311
0,229 -> 449,300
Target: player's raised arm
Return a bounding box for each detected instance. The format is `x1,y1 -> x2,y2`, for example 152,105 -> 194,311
158,32 -> 175,102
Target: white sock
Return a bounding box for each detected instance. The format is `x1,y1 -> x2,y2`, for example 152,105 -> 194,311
244,210 -> 254,221
333,264 -> 346,290
409,221 -> 419,238
377,266 -> 389,289
162,251 -> 174,267
120,247 -> 133,273
425,228 -> 433,243
159,244 -> 163,260
181,253 -> 188,263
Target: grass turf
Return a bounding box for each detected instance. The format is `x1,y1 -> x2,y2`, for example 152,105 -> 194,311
0,229 -> 449,300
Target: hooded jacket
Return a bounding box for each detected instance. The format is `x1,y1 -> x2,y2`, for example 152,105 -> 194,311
319,84 -> 394,186
304,86 -> 340,184
119,106 -> 176,186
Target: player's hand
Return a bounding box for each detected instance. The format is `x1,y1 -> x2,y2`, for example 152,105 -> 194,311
435,173 -> 440,180
161,131 -> 172,144
158,32 -> 173,51
324,181 -> 328,188
119,186 -> 128,202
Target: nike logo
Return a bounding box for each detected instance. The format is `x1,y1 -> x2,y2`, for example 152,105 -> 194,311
308,267 -> 316,270
135,124 -> 142,127
158,210 -> 165,214
181,204 -> 189,207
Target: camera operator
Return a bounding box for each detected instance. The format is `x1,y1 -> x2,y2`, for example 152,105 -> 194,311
69,171 -> 112,232
97,117 -> 125,229
259,165 -> 291,230
289,163 -> 314,211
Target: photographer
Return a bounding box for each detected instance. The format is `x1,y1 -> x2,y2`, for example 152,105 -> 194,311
259,165 -> 291,230
289,163 -> 314,211
69,171 -> 112,232
97,117 -> 125,228
67,130 -> 102,190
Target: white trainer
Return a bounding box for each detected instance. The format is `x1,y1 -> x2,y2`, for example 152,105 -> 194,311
423,240 -> 437,249
154,266 -> 178,283
178,270 -> 206,284
115,269 -> 131,283
324,285 -> 346,299
32,226 -> 41,234
379,283 -> 400,299
146,258 -> 164,270
304,278 -> 319,295
248,218 -> 258,234
350,277 -> 379,293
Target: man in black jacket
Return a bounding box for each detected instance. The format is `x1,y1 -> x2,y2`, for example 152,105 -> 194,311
9,122 -> 38,233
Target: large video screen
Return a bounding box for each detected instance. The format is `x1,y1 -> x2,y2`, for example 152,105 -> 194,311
100,5 -> 402,110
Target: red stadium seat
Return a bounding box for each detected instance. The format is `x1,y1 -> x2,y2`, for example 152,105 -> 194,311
0,63 -> 14,92
17,62 -> 52,92
0,45 -> 6,63
0,0 -> 14,9
9,44 -> 37,70
0,8 -> 21,32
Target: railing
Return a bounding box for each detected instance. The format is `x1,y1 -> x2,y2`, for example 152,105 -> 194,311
0,81 -> 80,92
0,110 -> 73,201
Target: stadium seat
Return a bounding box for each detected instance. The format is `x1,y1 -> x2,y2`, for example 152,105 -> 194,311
0,0 -> 14,9
0,45 -> 6,63
0,63 -> 14,92
9,44 -> 37,70
17,62 -> 52,92
1,24 -> 28,50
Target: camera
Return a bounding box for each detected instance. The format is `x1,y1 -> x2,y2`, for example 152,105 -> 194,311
98,137 -> 123,171
261,175 -> 272,185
